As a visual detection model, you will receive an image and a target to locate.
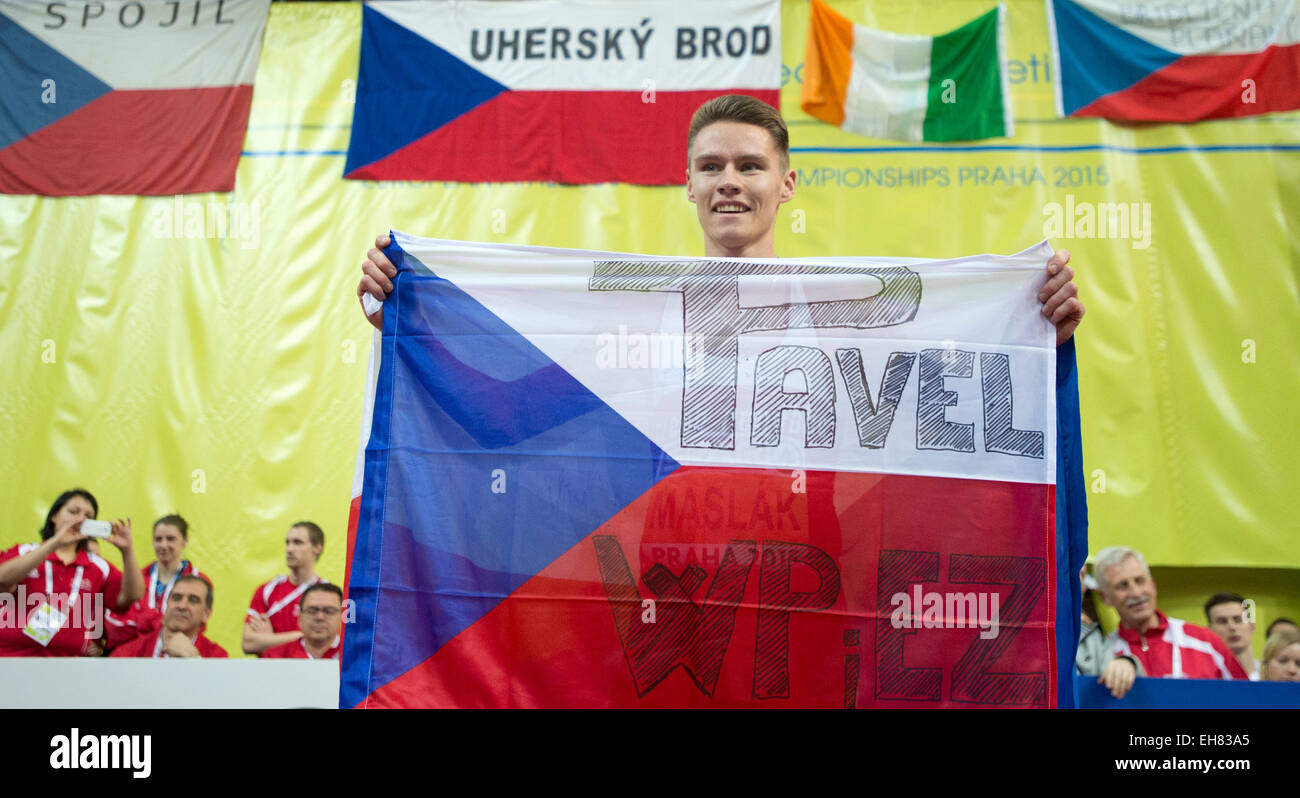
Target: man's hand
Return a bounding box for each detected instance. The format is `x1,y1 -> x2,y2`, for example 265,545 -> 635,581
1038,249 -> 1085,346
357,233 -> 397,331
1099,657 -> 1137,699
162,630 -> 200,659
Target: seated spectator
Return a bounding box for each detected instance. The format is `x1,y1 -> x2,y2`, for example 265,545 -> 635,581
1094,545 -> 1247,680
0,489 -> 144,657
104,514 -> 209,652
110,575 -> 227,658
243,521 -> 328,656
1266,617 -> 1299,639
1204,592 -> 1259,680
1076,566 -> 1142,697
264,584 -> 343,660
1259,629 -> 1300,682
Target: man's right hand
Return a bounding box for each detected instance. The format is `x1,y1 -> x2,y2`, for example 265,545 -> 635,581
357,233 -> 397,331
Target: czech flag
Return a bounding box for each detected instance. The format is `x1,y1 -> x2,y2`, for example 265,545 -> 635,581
341,234 -> 1089,709
343,0 -> 781,185
0,0 -> 268,196
1048,0 -> 1300,120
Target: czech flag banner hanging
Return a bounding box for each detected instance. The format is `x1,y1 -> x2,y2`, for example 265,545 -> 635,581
343,0 -> 781,185
342,234 -> 1088,709
1047,0 -> 1300,120
0,0 -> 269,196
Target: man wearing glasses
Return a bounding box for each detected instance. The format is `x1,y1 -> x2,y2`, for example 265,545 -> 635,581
263,583 -> 343,660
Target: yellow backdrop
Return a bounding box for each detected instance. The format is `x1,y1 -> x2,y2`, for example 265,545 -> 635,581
2,0 -> 1296,657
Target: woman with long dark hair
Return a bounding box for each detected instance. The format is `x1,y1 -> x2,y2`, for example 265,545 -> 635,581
0,489 -> 145,656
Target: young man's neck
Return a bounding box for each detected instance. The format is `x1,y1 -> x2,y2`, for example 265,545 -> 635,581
288,565 -> 317,586
705,236 -> 777,260
1234,648 -> 1257,674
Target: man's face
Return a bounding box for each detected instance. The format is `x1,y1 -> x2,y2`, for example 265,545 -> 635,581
1207,601 -> 1254,653
686,121 -> 796,258
299,590 -> 342,645
1101,557 -> 1158,630
164,581 -> 210,636
285,526 -> 320,569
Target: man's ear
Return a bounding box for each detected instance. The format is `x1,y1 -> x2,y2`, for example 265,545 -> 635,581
779,167 -> 796,204
686,167 -> 697,204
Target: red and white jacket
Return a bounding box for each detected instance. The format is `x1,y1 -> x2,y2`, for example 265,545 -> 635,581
1107,611 -> 1248,680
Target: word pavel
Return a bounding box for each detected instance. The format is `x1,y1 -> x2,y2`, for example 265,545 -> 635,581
591,261 -> 1043,456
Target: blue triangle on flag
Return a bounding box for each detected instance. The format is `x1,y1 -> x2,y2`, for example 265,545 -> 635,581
1052,0 -> 1182,116
343,5 -> 509,176
342,239 -> 679,705
0,12 -> 112,151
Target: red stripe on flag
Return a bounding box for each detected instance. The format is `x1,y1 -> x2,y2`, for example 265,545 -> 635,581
364,467 -> 1055,708
1074,43 -> 1300,120
345,89 -> 782,186
0,86 -> 253,196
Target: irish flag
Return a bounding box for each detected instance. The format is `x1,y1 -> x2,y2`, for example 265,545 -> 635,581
801,0 -> 1012,142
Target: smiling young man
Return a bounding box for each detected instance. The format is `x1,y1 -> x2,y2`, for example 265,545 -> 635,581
242,522 -> 327,656
357,95 -> 1085,344
1094,546 -> 1247,680
110,575 -> 227,659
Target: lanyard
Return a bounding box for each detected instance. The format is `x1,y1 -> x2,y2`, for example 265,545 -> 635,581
44,562 -> 85,609
265,577 -> 321,618
148,561 -> 188,610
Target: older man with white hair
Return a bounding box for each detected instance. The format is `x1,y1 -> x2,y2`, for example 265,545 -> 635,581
1094,546 -> 1246,680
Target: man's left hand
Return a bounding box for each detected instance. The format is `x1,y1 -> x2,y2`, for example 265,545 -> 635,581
1038,249 -> 1085,346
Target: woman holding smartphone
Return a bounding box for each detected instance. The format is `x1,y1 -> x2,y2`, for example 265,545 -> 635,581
0,489 -> 144,656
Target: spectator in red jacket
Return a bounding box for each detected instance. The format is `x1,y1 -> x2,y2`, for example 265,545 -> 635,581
264,583 -> 342,660
104,514 -> 210,651
1094,546 -> 1247,680
243,521 -> 327,656
1204,592 -> 1259,680
0,489 -> 143,657
111,575 -> 227,659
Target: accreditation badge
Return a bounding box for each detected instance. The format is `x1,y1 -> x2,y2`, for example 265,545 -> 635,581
22,600 -> 68,647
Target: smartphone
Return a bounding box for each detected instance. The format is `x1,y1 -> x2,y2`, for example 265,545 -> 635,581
81,519 -> 112,539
